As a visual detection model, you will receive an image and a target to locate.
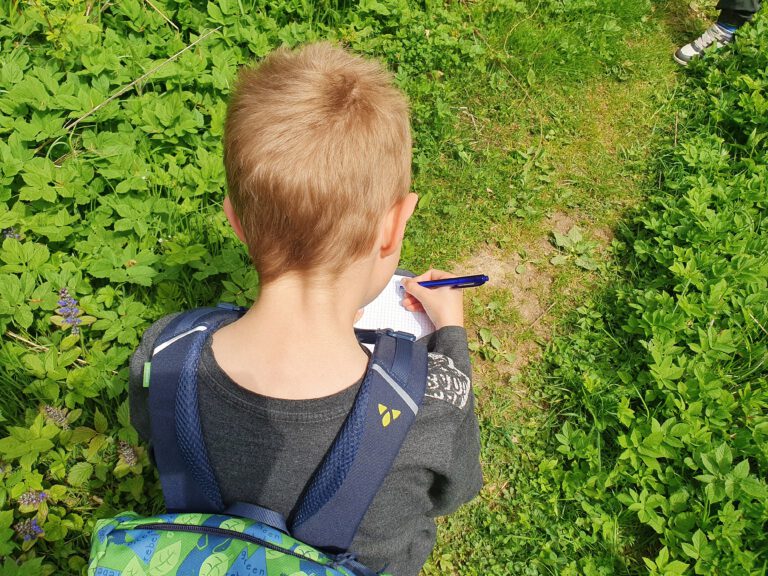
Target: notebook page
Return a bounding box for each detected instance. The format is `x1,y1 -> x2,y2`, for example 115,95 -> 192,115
354,274 -> 435,339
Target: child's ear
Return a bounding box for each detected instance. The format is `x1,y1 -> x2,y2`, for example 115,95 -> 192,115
380,192 -> 418,257
223,196 -> 247,243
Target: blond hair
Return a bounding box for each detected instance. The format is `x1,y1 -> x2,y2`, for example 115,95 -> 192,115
223,42 -> 412,283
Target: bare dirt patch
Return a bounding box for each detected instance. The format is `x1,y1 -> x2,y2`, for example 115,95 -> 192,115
592,225 -> 615,244
547,210 -> 615,253
460,234 -> 557,390
461,242 -> 554,329
547,211 -> 576,235
461,209 -> 613,403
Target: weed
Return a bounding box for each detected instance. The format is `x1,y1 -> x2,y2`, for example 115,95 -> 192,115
549,226 -> 600,270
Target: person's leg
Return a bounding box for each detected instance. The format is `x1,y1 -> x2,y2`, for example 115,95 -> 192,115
674,1 -> 761,66
716,0 -> 761,27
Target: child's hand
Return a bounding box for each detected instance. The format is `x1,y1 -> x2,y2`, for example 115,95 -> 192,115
401,269 -> 464,329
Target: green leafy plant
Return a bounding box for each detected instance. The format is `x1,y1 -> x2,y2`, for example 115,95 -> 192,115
469,327 -> 516,363
531,13 -> 768,574
549,226 -> 599,270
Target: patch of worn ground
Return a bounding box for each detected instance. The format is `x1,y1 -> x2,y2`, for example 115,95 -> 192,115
460,208 -> 617,413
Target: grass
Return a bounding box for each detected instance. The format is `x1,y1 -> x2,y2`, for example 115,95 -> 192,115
406,2 -> 683,266
406,1 -> 698,574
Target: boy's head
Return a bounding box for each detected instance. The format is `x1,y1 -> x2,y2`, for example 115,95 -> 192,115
223,42 -> 412,284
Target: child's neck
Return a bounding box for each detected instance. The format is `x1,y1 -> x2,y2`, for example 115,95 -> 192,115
211,269 -> 373,400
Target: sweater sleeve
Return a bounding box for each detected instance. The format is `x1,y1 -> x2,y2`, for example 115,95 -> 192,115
420,326 -> 482,517
427,390 -> 483,517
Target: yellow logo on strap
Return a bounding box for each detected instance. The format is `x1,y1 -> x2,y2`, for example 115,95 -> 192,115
378,403 -> 401,428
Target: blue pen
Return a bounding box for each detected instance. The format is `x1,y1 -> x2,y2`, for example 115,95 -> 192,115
417,274 -> 489,289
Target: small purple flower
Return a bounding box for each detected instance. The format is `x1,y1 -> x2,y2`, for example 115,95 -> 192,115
56,288 -> 83,335
2,228 -> 22,240
14,517 -> 44,542
42,405 -> 69,429
118,441 -> 138,466
18,491 -> 48,507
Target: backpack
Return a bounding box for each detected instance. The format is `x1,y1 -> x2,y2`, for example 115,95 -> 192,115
87,304 -> 428,576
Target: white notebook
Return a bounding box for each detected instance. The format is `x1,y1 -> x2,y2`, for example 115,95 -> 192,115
354,274 -> 435,339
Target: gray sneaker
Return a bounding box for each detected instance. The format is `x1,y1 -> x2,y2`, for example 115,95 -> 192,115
673,23 -> 735,66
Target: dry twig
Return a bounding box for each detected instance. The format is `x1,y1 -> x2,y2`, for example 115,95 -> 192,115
144,0 -> 179,31
5,330 -> 88,366
674,111 -> 679,148
528,301 -> 556,329
750,313 -> 768,336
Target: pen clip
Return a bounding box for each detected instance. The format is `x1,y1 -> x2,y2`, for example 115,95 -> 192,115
453,279 -> 485,288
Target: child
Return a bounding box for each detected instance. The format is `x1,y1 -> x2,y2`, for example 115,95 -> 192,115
129,42 -> 482,576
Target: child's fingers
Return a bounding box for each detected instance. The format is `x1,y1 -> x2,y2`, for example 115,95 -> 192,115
401,269 -> 456,300
400,269 -> 465,328
401,294 -> 425,313
400,277 -> 426,301
400,289 -> 424,309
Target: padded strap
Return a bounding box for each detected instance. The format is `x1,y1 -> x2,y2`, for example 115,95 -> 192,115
290,329 -> 428,551
174,329 -> 224,509
149,306 -> 244,512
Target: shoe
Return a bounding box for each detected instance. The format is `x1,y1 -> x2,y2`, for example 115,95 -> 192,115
673,22 -> 735,66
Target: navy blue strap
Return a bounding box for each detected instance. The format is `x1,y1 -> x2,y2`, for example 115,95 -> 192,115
174,329 -> 224,509
290,329 -> 428,551
224,502 -> 288,533
354,329 -> 378,345
149,306 -> 244,513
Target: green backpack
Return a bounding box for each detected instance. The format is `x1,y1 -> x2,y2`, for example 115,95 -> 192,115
90,511 -> 378,576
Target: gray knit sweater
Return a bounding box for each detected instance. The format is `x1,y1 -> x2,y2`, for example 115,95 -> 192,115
129,315 -> 482,576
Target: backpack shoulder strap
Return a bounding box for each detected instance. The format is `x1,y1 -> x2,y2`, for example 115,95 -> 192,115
289,328 -> 428,552
148,304 -> 245,513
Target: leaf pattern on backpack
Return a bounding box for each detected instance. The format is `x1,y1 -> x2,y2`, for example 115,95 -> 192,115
88,513 -> 386,576
148,540 -> 182,574
198,552 -> 230,576
219,518 -> 249,533
175,513 -> 204,525
122,556 -> 144,576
